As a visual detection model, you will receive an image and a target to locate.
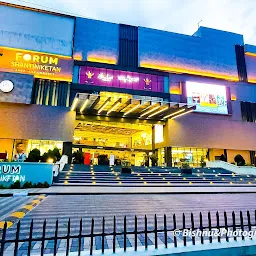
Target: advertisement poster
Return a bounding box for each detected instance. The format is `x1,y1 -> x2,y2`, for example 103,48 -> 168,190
79,66 -> 164,92
186,81 -> 228,114
0,47 -> 73,82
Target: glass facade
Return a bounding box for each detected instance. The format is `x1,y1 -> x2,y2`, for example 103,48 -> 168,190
172,147 -> 208,167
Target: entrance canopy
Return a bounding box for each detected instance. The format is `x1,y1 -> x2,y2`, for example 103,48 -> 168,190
71,92 -> 195,121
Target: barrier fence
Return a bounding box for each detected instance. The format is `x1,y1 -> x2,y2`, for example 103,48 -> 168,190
0,210 -> 256,255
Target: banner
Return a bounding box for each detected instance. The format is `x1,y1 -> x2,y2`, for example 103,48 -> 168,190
0,47 -> 73,82
186,81 -> 228,115
79,66 -> 164,92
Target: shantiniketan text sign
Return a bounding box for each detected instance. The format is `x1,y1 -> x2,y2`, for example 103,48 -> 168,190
0,47 -> 73,82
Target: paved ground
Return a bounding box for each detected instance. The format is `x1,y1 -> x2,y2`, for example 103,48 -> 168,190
0,196 -> 37,221
2,185 -> 256,196
1,193 -> 256,255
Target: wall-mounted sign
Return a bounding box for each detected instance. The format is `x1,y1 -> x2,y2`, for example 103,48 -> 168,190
0,47 -> 73,82
79,66 -> 164,92
0,164 -> 25,183
186,81 -> 228,115
0,80 -> 14,93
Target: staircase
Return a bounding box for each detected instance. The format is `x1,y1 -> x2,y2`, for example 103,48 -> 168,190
53,164 -> 256,186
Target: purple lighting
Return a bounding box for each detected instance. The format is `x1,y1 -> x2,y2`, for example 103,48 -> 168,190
79,66 -> 164,92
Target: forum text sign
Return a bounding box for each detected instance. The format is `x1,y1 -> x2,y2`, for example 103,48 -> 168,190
0,47 -> 73,82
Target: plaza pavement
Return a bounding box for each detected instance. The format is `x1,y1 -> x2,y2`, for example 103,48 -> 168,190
1,193 -> 256,255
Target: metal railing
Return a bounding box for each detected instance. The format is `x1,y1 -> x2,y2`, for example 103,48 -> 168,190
0,210 -> 255,256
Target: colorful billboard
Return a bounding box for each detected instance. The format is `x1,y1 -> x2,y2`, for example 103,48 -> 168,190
186,81 -> 228,115
0,47 -> 73,82
79,66 -> 164,92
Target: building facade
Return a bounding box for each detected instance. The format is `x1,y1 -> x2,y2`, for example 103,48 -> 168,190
1,2 -> 256,167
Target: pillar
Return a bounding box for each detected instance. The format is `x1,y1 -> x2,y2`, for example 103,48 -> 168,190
250,151 -> 255,165
63,142 -> 73,164
165,147 -> 172,167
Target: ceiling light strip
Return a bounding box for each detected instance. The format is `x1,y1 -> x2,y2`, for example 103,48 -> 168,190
80,98 -> 89,113
123,104 -> 140,116
98,98 -> 111,114
71,97 -> 79,111
107,99 -> 122,115
171,108 -> 194,119
162,108 -> 186,119
140,104 -> 160,118
147,105 -> 169,118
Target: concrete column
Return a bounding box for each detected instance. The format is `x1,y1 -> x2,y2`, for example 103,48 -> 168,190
165,147 -> 172,167
63,142 -> 73,164
152,125 -> 155,151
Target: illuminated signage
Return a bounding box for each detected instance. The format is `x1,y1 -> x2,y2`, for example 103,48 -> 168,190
79,66 -> 164,92
0,80 -> 14,93
186,81 -> 228,115
0,47 -> 73,82
0,165 -> 25,182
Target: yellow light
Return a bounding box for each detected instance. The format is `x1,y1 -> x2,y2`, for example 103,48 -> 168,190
163,108 -> 185,119
210,182 -> 213,185
162,178 -> 166,180
47,158 -> 54,163
92,177 -> 95,179
140,177 -> 143,180
80,99 -> 89,112
215,175 -> 218,177
140,104 -> 160,118
115,173 -> 118,176
66,176 -> 69,179
245,52 -> 256,57
116,177 -> 120,180
87,56 -> 117,64
230,182 -> 233,184
183,177 -> 186,180
197,170 -> 200,172
137,173 -> 140,176
132,171 -> 135,174
171,109 -> 194,119
197,174 -> 200,177
189,182 -> 193,185
71,97 -> 79,111
169,172 -> 171,174
92,182 -> 96,184
248,182 -> 252,184
147,105 -> 169,118
203,178 -> 206,180
151,172 -> 153,174
140,62 -> 239,81
119,182 -> 122,185
107,101 -> 121,115
178,174 -> 181,176
158,174 -> 161,176
98,99 -> 110,114
167,182 -> 170,184
64,181 -> 68,184
144,182 -> 147,185
240,178 -> 243,181
123,104 -> 140,116
222,178 -> 225,180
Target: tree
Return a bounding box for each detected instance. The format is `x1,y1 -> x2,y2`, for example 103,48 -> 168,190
234,154 -> 245,166
26,148 -> 41,162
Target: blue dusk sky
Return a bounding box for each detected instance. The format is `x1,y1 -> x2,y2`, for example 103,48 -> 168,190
3,0 -> 256,45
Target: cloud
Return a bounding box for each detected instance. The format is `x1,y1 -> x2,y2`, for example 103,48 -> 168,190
3,0 -> 256,44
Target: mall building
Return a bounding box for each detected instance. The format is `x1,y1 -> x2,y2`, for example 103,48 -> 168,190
1,2 -> 256,167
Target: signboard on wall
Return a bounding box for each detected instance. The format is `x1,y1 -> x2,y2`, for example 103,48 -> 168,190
79,66 -> 164,92
186,81 -> 228,114
0,47 -> 73,82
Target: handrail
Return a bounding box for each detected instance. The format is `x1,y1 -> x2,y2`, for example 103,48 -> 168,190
206,160 -> 256,175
